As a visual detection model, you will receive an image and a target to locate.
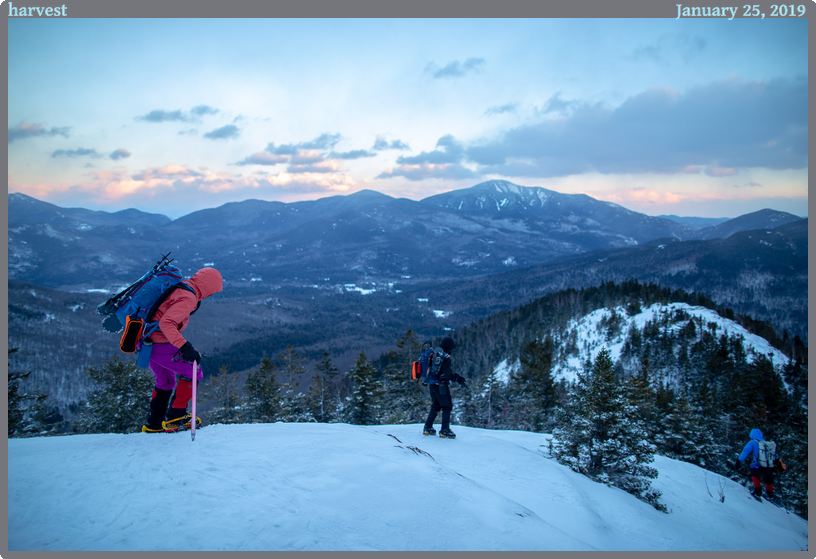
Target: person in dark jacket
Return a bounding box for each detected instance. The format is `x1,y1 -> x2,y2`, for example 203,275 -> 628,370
422,337 -> 466,439
735,428 -> 782,500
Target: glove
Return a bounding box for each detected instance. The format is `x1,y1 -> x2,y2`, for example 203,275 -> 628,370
174,341 -> 201,364
456,375 -> 466,386
733,459 -> 741,471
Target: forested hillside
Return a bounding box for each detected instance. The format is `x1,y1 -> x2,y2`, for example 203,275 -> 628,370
448,282 -> 807,516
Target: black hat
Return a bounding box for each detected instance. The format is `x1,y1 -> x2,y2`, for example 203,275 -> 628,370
440,337 -> 456,352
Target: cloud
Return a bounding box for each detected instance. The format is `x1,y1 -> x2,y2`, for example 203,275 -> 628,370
136,105 -> 220,123
465,78 -> 807,177
236,133 -> 344,166
8,122 -> 70,143
538,92 -> 579,116
629,33 -> 708,64
203,124 -> 240,140
396,134 -> 466,165
328,149 -> 377,160
51,147 -> 131,161
191,105 -> 219,117
298,133 -> 341,150
264,142 -> 298,156
485,103 -> 518,116
377,163 -> 478,181
424,57 -> 486,79
372,135 -> 409,151
136,109 -> 189,123
236,151 -> 289,166
378,135 -> 479,181
705,166 -> 737,177
264,133 -> 341,155
132,164 -> 204,182
40,163 -> 363,209
290,150 -> 325,165
287,160 -> 343,174
109,149 -> 131,161
51,148 -> 103,159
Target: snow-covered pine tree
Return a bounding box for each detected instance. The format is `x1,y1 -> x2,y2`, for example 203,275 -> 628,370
198,364 -> 244,425
624,354 -> 658,439
478,367 -> 507,429
508,337 -> 556,432
305,370 -> 327,423
774,407 -> 808,518
277,345 -> 310,422
308,351 -> 344,422
381,330 -> 426,424
73,355 -> 154,434
657,394 -> 723,470
8,348 -> 57,437
345,350 -> 383,425
551,348 -> 666,512
243,357 -> 281,423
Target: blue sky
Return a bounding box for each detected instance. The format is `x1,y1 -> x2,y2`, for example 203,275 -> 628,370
7,18 -> 808,219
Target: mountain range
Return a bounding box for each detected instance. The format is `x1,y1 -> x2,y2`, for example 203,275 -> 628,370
7,181 -> 804,293
7,182 -> 807,423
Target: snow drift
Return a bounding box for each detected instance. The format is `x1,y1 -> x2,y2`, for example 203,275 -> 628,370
8,423 -> 807,551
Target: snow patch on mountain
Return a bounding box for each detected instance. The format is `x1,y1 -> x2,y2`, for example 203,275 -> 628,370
493,303 -> 790,386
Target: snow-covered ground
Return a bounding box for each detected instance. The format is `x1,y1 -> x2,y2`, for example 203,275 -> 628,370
8,423 -> 807,551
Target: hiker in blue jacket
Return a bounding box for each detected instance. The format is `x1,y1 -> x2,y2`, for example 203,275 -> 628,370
734,428 -> 781,500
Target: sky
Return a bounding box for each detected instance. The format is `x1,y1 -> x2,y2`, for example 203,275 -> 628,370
8,422 -> 808,550
7,17 -> 809,219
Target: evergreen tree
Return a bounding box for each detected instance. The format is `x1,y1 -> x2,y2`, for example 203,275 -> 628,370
308,351 -> 343,422
381,330 -> 426,424
624,355 -> 657,438
199,364 -> 244,425
8,348 -> 57,437
74,355 -> 155,434
305,370 -> 327,423
773,407 -> 808,518
243,357 -> 281,423
345,350 -> 383,425
551,348 -> 666,512
277,345 -> 310,422
474,367 -> 506,429
508,337 -> 557,432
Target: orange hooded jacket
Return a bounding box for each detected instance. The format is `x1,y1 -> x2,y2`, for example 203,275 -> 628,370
148,267 -> 223,348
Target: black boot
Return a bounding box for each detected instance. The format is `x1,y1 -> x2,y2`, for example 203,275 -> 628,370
165,406 -> 187,422
424,408 -> 438,433
439,428 -> 456,439
143,388 -> 172,432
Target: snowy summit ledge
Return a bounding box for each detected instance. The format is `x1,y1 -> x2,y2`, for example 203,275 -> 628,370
8,423 -> 806,551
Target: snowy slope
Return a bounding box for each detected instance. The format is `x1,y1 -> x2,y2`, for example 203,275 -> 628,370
8,423 -> 807,551
495,302 -> 791,385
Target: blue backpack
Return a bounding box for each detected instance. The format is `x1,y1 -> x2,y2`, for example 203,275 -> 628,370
97,253 -> 194,355
411,341 -> 448,385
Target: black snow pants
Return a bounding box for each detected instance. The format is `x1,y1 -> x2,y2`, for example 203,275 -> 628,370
424,383 -> 453,431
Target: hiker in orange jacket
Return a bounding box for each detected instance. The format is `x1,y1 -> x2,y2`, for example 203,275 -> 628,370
142,267 -> 223,433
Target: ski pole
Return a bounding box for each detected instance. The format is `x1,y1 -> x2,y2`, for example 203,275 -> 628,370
191,360 -> 197,441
